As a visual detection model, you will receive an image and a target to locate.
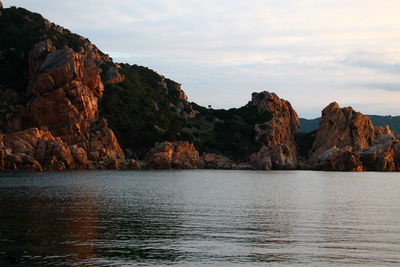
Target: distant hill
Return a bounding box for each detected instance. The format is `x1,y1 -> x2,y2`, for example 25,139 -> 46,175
300,116 -> 400,135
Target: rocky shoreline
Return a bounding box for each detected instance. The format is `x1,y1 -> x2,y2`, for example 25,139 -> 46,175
1,4 -> 399,172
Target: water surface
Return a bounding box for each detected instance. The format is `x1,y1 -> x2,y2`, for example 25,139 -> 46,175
1,170 -> 400,266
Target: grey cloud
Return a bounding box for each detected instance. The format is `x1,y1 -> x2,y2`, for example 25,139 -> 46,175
355,83 -> 400,92
339,52 -> 400,74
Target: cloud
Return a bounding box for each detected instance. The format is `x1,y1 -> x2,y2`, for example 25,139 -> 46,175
354,83 -> 400,92
339,51 -> 400,74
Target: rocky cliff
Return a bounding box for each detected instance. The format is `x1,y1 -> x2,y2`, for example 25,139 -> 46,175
0,6 -> 125,170
248,92 -> 300,170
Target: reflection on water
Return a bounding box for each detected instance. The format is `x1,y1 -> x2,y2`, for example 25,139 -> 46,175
0,170 -> 400,266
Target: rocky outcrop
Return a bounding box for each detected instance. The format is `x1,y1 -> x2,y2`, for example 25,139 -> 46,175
161,76 -> 196,119
104,65 -> 125,84
120,159 -> 141,170
87,119 -> 125,168
310,102 -> 393,162
309,102 -> 397,171
2,128 -> 87,171
145,141 -> 203,169
316,146 -> 363,172
248,92 -> 300,170
202,153 -> 233,169
359,136 -> 400,171
0,15 -> 126,170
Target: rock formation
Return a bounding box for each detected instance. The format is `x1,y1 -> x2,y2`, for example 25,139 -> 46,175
309,102 -> 395,171
145,141 -> 203,169
310,102 -> 393,162
1,5 -> 400,173
0,7 -> 126,171
359,135 -> 400,171
248,92 -> 300,170
202,153 -> 233,169
1,128 -> 87,171
316,146 -> 363,172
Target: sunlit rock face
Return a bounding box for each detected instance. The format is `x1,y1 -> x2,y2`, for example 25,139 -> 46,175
309,102 -> 396,171
0,7 -> 126,170
2,128 -> 87,171
310,102 -> 393,162
248,92 -> 300,170
145,141 -> 203,170
201,153 -> 233,170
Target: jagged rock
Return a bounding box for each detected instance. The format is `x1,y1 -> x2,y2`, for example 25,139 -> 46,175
359,136 -> 400,171
1,34 -> 125,170
2,128 -> 86,171
104,66 -> 125,84
202,153 -> 233,169
87,118 -> 125,165
316,146 -> 363,171
145,141 -> 203,169
232,163 -> 254,170
120,159 -> 141,170
248,92 -> 300,170
4,153 -> 43,172
310,102 -> 393,162
0,1 -> 3,10
161,76 -> 196,119
27,45 -> 103,126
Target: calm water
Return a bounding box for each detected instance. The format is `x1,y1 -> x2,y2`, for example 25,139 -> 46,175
0,170 -> 400,266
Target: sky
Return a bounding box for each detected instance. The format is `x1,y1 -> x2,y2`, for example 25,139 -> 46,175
3,0 -> 400,118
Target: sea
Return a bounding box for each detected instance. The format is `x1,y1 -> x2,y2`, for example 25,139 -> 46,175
1,170 -> 400,266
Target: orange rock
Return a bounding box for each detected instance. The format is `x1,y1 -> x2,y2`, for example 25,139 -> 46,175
2,128 -> 89,171
317,146 -> 363,172
202,153 -> 233,169
145,141 -> 203,169
248,92 -> 300,170
310,102 -> 394,163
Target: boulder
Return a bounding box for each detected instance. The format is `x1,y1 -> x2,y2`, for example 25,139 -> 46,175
359,136 -> 400,171
316,146 -> 363,172
2,128 -> 86,171
120,159 -> 142,170
145,141 -> 203,169
202,153 -> 233,169
87,118 -> 125,166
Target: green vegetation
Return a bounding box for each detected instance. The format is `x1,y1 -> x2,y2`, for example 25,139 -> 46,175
100,64 -> 194,156
0,5 -> 275,160
190,104 -> 272,161
295,131 -> 316,158
100,64 -> 273,159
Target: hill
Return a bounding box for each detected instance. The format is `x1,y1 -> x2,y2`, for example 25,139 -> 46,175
300,116 -> 400,135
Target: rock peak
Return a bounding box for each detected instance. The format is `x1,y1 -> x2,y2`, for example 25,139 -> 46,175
325,102 -> 339,111
310,102 -> 394,162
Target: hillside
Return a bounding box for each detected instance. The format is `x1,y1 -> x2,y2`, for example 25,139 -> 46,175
300,116 -> 400,135
0,5 -> 275,170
